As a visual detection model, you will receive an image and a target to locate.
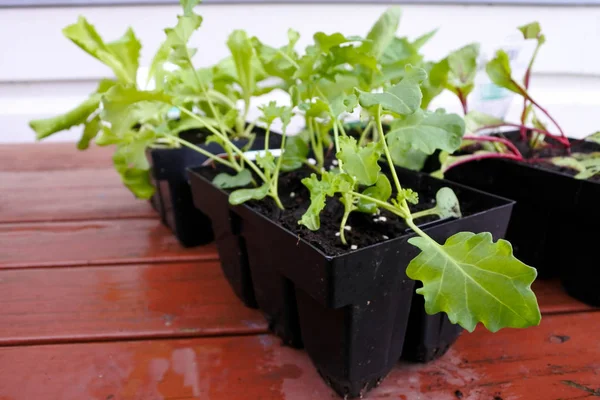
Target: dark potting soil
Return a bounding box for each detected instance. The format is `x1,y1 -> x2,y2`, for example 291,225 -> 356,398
199,164 -> 477,257
466,131 -> 600,183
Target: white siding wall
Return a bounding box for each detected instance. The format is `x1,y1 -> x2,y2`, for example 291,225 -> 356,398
1,3 -> 599,143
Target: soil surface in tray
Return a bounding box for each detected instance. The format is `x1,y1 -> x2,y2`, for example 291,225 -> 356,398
468,131 -> 600,182
199,164 -> 482,257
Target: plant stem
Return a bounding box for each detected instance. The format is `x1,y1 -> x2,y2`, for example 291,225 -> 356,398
303,161 -> 322,174
463,134 -> 524,158
513,81 -> 568,145
358,120 -> 373,146
179,107 -> 269,183
271,126 -> 288,210
349,191 -> 407,220
243,120 -> 257,138
311,118 -> 325,169
337,120 -> 348,138
519,101 -> 528,141
456,88 -> 468,115
406,218 -> 440,249
165,134 -> 238,170
339,202 -> 352,245
412,207 -> 440,220
475,122 -> 568,147
443,152 -> 523,173
332,119 -> 343,171
375,105 -> 408,211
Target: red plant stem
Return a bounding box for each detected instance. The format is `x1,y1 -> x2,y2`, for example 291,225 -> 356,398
475,122 -> 570,147
463,134 -> 524,158
456,88 -> 468,115
512,78 -> 569,146
443,153 -> 523,173
519,99 -> 528,141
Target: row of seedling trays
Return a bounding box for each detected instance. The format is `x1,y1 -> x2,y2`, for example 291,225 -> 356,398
30,3 -> 598,398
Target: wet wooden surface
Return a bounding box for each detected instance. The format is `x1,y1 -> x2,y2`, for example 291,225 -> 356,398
0,143 -> 598,400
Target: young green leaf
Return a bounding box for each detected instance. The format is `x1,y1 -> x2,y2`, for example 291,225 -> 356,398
298,173 -> 331,230
164,12 -> 203,67
313,32 -> 350,52
390,147 -> 428,171
213,169 -> 253,189
101,85 -> 171,135
29,94 -> 101,140
106,27 -> 142,83
180,0 -> 201,16
443,43 -> 479,98
549,156 -> 584,172
421,60 -> 448,110
407,231 -> 541,332
77,115 -> 102,150
111,128 -> 156,199
357,65 -> 426,115
379,37 -> 421,73
576,154 -> 600,179
387,108 -> 465,155
252,30 -> 300,81
398,188 -> 419,205
227,30 -> 256,100
366,7 -> 402,60
486,50 -> 525,95
281,135 -> 309,172
435,187 -> 462,219
299,172 -> 353,230
584,131 -> 600,145
62,17 -> 138,84
330,94 -> 359,117
229,184 -> 270,205
551,153 -> 600,180
356,174 -> 392,214
256,151 -> 276,173
336,136 -> 383,186
464,110 -> 504,133
518,22 -> 542,40
412,29 -> 438,50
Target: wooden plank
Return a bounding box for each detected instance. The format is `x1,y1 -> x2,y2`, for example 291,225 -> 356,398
535,279 -> 597,315
0,261 -> 267,346
0,312 -> 597,400
0,219 -> 217,269
0,169 -> 154,223
0,143 -> 113,172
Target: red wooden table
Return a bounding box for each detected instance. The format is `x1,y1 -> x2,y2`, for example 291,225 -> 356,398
1,143 -> 599,400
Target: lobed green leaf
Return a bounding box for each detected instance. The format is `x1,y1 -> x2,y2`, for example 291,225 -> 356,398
357,65 -> 426,115
387,108 -> 465,156
365,7 -> 402,60
407,232 -> 541,332
336,136 -> 383,186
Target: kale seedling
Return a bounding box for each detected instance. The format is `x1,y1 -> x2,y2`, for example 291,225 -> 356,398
430,22 -> 600,179
298,66 -> 541,334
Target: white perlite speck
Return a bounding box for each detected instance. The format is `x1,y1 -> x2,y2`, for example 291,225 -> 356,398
378,216 -> 387,222
307,158 -> 317,165
290,192 -> 296,198
332,160 -> 339,166
344,225 -> 352,231
335,232 -> 340,237
382,235 -> 389,240
351,245 -> 358,250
